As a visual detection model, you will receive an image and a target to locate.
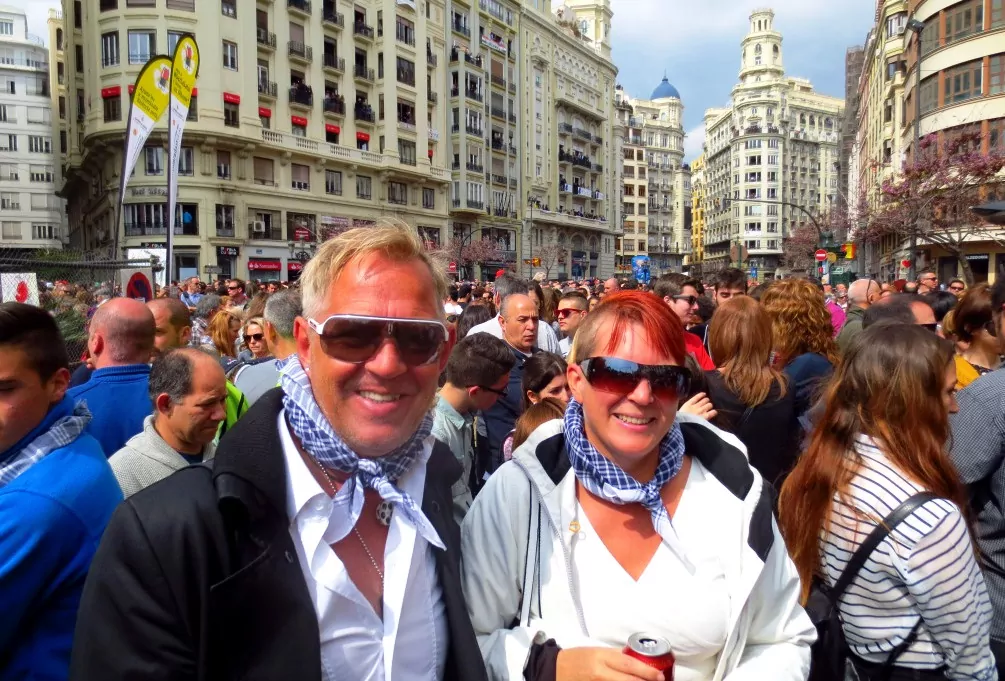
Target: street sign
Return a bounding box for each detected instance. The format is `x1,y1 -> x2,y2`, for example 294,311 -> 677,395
815,249 -> 828,262
831,266 -> 845,275
203,265 -> 223,274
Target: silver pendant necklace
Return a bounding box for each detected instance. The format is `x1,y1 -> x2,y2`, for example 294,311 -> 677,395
313,461 -> 392,581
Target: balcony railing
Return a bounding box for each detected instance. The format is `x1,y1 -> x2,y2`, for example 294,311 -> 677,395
491,139 -> 516,154
353,64 -> 375,82
399,120 -> 416,133
289,86 -> 314,107
323,54 -> 345,72
558,149 -> 592,168
491,173 -> 506,185
466,161 -> 483,173
125,222 -> 199,237
354,105 -> 376,123
560,183 -> 572,193
256,29 -> 276,49
288,0 -> 311,14
451,198 -> 483,210
490,74 -> 505,87
288,41 -> 313,61
465,124 -> 483,136
573,127 -> 591,140
354,22 -> 374,39
258,80 -> 278,97
490,106 -> 505,119
464,88 -> 483,103
452,22 -> 471,37
324,95 -> 346,115
322,8 -> 344,28
558,122 -> 573,134
427,51 -> 437,67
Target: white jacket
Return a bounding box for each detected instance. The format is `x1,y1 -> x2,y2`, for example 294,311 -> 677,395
460,412 -> 815,681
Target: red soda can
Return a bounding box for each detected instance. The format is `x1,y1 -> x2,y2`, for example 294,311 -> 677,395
623,633 -> 675,678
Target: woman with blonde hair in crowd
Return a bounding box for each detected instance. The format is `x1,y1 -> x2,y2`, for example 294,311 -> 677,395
706,296 -> 798,489
779,323 -> 995,680
761,278 -> 839,425
238,317 -> 271,361
206,307 -> 243,370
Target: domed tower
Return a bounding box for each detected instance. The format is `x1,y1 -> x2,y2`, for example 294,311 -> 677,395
740,8 -> 784,84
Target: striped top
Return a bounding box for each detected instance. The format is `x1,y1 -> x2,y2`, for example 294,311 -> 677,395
819,437 -> 996,680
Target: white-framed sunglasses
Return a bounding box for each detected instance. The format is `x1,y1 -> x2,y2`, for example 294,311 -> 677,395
307,314 -> 448,366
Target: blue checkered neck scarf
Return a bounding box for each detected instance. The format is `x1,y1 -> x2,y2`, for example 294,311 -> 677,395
564,398 -> 695,571
0,401 -> 91,488
279,356 -> 445,550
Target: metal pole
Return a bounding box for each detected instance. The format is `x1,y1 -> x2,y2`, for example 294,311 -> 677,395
908,35 -> 922,283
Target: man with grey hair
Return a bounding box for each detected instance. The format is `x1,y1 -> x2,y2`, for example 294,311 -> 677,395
109,348 -> 226,497
72,220 -> 489,679
836,279 -> 881,353
465,274 -> 561,353
189,293 -> 220,347
232,290 -> 303,404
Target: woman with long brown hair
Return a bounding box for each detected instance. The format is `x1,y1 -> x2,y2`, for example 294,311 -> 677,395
206,307 -> 242,370
706,296 -> 798,489
953,283 -> 1000,390
761,279 -> 839,425
779,324 -> 994,680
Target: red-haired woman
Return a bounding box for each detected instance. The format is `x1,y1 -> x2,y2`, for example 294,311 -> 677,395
462,291 -> 814,681
779,323 -> 995,680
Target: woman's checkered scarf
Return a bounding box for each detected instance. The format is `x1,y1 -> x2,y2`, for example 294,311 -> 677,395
280,356 -> 444,549
563,398 -> 687,548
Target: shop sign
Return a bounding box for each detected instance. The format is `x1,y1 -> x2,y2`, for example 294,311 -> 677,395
248,259 -> 281,271
966,253 -> 990,261
216,246 -> 239,257
288,261 -> 304,272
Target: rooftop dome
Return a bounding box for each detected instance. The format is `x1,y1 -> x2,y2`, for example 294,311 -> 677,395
651,76 -> 680,100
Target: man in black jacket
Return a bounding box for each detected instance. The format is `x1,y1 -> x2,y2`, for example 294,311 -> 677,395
70,221 -> 488,681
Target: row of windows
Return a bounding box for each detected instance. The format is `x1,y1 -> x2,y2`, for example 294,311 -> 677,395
920,0 -> 1005,56
0,192 -> 60,211
0,134 -> 51,154
0,221 -> 59,241
919,53 -> 1005,114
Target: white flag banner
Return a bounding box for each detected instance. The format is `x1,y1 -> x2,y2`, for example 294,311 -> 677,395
1,273 -> 39,305
167,35 -> 200,279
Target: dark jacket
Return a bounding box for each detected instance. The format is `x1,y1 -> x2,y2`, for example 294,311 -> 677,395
479,345 -> 533,477
69,389 -> 489,681
836,305 -> 866,354
783,352 -> 833,428
705,370 -> 800,490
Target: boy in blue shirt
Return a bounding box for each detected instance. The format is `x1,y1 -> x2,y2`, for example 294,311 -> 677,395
0,302 -> 122,679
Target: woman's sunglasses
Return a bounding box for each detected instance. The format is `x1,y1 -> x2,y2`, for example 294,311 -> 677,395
307,314 -> 448,366
579,357 -> 690,402
243,333 -> 264,343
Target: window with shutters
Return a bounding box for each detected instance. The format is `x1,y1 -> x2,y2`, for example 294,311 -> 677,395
179,147 -> 194,175
325,170 -> 342,195
357,175 -> 372,200
291,163 -> 310,190
145,146 -> 163,175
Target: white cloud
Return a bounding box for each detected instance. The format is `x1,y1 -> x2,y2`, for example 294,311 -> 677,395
683,124 -> 705,162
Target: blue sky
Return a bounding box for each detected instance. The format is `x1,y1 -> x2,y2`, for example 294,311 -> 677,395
22,0 -> 877,162
610,0 -> 878,160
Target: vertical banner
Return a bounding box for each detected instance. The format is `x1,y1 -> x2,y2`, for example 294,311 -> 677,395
167,35 -> 200,284
115,56 -> 172,260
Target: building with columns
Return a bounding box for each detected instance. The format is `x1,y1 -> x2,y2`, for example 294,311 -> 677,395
703,8 -> 844,280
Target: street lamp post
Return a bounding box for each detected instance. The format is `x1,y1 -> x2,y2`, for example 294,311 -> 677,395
288,236 -> 317,274
907,18 -> 926,282
526,194 -> 541,278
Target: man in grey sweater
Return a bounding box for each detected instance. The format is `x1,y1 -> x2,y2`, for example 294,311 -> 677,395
109,348 -> 226,497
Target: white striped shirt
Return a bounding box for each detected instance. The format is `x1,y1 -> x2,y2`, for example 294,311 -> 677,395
819,437 -> 996,680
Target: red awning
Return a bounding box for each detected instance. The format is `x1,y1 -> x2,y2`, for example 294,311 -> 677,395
428,149 -> 434,157
356,132 -> 370,142
258,107 -> 272,118
101,86 -> 121,99
223,92 -> 241,104
287,261 -> 304,272
127,84 -> 134,94
325,123 -> 340,134
291,115 -> 308,126
248,259 -> 282,272
191,87 -> 198,96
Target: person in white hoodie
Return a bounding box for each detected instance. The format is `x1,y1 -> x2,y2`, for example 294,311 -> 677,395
461,290 -> 814,681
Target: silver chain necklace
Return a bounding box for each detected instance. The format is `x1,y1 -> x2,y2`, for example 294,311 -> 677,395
313,461 -> 387,581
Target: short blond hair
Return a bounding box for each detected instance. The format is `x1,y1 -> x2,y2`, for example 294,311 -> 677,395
299,218 -> 449,319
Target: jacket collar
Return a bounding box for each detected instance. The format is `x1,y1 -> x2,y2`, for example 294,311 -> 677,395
128,415 -> 215,469
91,364 -> 151,379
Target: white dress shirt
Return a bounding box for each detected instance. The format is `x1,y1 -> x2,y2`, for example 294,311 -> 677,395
279,410 -> 448,681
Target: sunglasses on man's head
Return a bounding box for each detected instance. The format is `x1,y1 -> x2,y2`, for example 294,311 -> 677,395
556,307 -> 586,319
579,357 -> 690,403
243,333 -> 264,343
307,314 -> 448,366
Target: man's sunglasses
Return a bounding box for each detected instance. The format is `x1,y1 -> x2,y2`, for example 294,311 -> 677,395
579,357 -> 690,402
243,333 -> 264,343
673,295 -> 698,306
556,307 -> 586,319
227,285 -> 242,291
307,314 -> 448,366
477,384 -> 508,397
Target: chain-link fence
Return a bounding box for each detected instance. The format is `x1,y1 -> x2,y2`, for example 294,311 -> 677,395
0,249 -> 160,365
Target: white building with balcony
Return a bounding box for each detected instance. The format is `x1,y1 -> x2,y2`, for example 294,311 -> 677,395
0,6 -> 63,254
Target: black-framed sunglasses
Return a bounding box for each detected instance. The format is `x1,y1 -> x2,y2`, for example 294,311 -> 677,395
673,295 -> 698,306
477,384 -> 508,397
307,314 -> 448,366
579,357 -> 690,402
243,333 -> 264,343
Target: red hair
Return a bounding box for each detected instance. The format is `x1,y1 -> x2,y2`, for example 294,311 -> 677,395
572,290 -> 686,364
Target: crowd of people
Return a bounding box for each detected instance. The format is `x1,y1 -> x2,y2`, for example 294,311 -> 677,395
2,219 -> 1004,681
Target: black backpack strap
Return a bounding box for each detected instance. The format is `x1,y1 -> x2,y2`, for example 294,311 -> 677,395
831,491 -> 939,603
